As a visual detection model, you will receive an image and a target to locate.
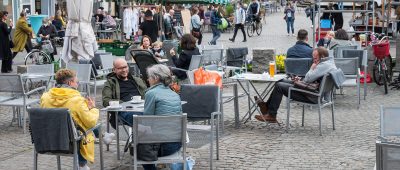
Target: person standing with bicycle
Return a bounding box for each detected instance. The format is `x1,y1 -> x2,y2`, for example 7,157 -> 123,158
284,2 -> 295,36
229,2 -> 247,43
0,11 -> 13,73
247,0 -> 260,23
12,12 -> 34,59
38,18 -> 57,62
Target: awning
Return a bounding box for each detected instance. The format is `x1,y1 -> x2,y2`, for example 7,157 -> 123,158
134,0 -> 228,5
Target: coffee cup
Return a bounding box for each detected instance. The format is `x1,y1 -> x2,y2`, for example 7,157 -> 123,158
109,101 -> 119,107
131,96 -> 141,101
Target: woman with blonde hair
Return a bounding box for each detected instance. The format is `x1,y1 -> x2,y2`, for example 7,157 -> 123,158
317,30 -> 335,47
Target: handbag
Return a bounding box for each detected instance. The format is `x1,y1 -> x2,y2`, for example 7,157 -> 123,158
293,80 -> 320,93
9,35 -> 14,48
283,16 -> 287,20
191,20 -> 201,38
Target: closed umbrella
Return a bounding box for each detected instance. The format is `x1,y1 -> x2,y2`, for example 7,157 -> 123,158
61,0 -> 97,63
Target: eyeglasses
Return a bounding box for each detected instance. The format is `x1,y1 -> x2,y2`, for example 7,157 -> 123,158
115,66 -> 128,70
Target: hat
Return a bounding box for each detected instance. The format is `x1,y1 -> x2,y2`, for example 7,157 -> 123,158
145,10 -> 153,17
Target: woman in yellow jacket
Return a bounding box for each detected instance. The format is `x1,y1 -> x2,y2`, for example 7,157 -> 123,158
12,12 -> 33,58
41,69 -> 99,170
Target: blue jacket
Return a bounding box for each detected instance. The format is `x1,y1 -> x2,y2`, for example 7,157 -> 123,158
286,41 -> 313,59
144,83 -> 182,115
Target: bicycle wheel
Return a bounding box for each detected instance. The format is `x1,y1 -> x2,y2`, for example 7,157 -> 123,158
24,50 -> 52,65
256,22 -> 262,36
373,60 -> 384,85
247,22 -> 254,37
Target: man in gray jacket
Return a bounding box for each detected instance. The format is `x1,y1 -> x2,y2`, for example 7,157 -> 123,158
255,47 -> 336,122
229,2 -> 247,42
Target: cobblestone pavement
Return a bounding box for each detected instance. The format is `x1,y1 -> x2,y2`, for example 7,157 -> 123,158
1,7 -> 399,170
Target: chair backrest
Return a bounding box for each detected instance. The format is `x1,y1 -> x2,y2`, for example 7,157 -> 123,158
0,74 -> 24,93
334,58 -> 358,76
130,49 -> 159,85
99,54 -> 114,70
27,64 -> 54,74
226,47 -> 248,67
342,49 -> 367,68
333,45 -> 358,58
28,108 -> 77,154
284,58 -> 312,77
202,49 -> 224,65
132,114 -> 187,144
318,74 -> 335,98
93,52 -> 112,69
188,55 -> 204,71
376,142 -> 400,170
162,40 -> 179,58
380,106 -> 400,137
66,63 -> 92,83
180,85 -> 220,120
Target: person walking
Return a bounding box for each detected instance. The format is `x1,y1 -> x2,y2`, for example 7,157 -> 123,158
209,5 -> 222,45
0,11 -> 13,73
12,12 -> 33,58
229,2 -> 247,43
191,7 -> 203,45
284,2 -> 295,36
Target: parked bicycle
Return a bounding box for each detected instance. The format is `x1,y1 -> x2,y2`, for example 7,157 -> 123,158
246,14 -> 262,37
369,32 -> 393,94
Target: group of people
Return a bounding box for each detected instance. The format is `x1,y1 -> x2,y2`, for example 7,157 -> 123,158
41,58 -> 182,170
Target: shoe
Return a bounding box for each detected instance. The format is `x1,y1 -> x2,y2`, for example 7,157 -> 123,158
254,96 -> 268,115
229,38 -> 234,42
255,114 -> 277,123
292,34 -> 296,37
310,25 -> 314,28
79,165 -> 90,170
103,132 -> 115,145
242,40 -> 247,42
208,42 -> 212,45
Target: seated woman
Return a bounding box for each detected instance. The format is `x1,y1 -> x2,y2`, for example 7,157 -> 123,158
255,47 -> 337,122
41,69 -> 113,169
140,35 -> 152,51
143,64 -> 182,170
329,29 -> 353,49
169,34 -> 201,80
317,31 -> 335,47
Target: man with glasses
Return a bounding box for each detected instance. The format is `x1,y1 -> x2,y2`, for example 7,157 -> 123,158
102,58 -> 147,128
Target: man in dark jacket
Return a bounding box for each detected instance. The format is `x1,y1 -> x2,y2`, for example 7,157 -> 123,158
286,29 -> 313,59
102,58 -> 147,128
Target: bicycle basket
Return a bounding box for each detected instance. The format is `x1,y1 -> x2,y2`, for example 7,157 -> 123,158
42,43 -> 54,54
372,42 -> 390,59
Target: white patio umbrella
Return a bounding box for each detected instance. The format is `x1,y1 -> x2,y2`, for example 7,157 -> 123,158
61,0 -> 97,63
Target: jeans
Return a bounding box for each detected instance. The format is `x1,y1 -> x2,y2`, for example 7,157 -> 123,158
266,79 -> 318,116
286,17 -> 294,34
232,24 -> 246,41
118,111 -> 143,127
142,142 -> 182,170
210,25 -> 221,45
77,128 -> 100,166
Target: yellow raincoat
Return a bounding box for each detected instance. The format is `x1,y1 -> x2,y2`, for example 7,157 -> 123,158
12,17 -> 33,52
40,87 -> 99,163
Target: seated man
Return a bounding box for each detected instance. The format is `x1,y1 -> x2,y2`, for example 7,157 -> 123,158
286,29 -> 313,59
102,58 -> 147,128
255,47 -> 336,122
41,69 -> 112,169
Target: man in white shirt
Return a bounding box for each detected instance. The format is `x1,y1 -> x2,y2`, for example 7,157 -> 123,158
229,2 -> 247,42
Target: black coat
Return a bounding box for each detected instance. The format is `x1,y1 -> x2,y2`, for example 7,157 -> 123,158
0,21 -> 12,60
172,47 -> 200,80
331,12 -> 343,30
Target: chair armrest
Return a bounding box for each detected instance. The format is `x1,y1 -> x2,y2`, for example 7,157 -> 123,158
211,112 -> 222,117
169,66 -> 188,72
288,86 -> 320,97
25,86 -> 46,96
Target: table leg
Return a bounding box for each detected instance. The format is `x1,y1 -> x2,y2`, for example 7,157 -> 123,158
233,84 -> 239,129
106,111 -> 110,151
115,112 -> 120,160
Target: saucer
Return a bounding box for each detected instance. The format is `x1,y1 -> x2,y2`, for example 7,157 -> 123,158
130,100 -> 145,104
107,105 -> 123,109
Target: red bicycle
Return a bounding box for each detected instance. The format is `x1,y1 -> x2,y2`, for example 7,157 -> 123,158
370,34 -> 392,94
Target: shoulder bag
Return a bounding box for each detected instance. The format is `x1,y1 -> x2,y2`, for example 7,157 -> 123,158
293,80 -> 320,93
191,18 -> 201,38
